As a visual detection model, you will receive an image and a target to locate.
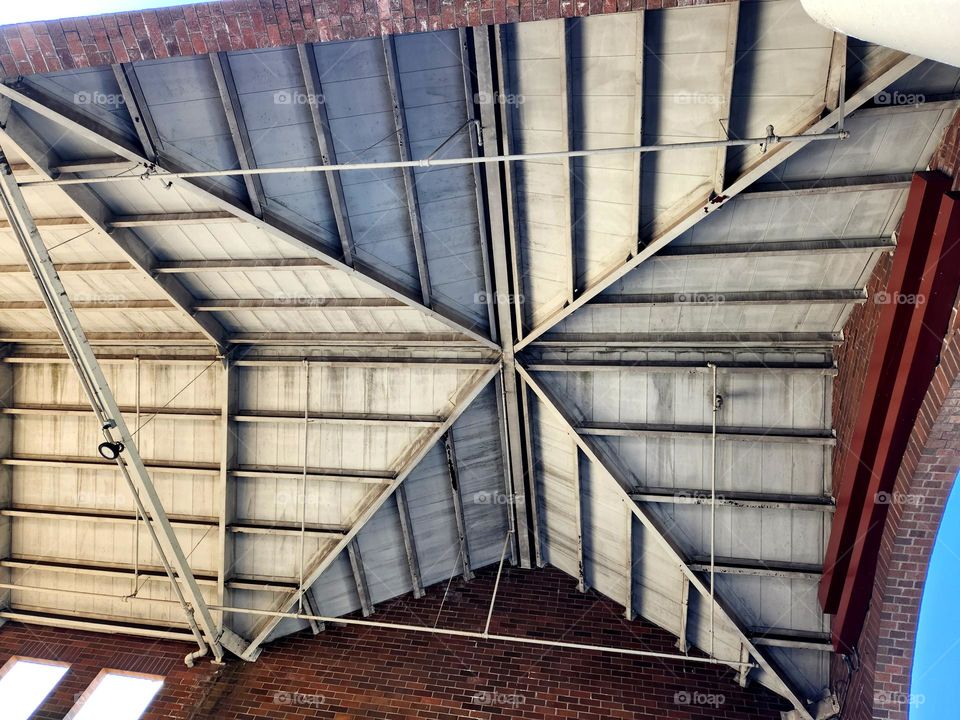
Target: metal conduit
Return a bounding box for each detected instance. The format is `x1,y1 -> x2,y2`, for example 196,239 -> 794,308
0,579 -> 755,667
18,128 -> 849,188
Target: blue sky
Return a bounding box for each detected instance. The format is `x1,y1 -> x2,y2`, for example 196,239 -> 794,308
0,0 -> 215,25
911,477 -> 960,719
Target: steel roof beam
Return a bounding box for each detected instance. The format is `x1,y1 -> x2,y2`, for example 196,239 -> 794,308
536,332 -> 842,348
525,360 -> 837,374
741,173 -> 912,199
624,511 -> 635,620
218,362 -> 238,627
572,445 -> 586,592
209,52 -> 266,218
347,539 -> 375,617
10,158 -> 137,177
234,410 -> 443,427
475,26 -> 532,567
395,486 -> 424,598
231,466 -> 393,485
493,27 -> 526,341
1,558 -> 302,593
1,455 -> 220,475
0,80 -> 499,350
0,261 -> 135,273
0,609 -> 198,642
519,375 -> 543,567
519,366 -> 815,720
239,364 -> 498,658
513,50 -> 924,352
581,422 -> 835,446
2,404 -> 220,420
228,332 -> 482,346
677,575 -> 691,653
591,288 -> 867,306
630,12 -> 645,257
0,507 -> 347,537
712,2 -> 740,194
4,354 -> 495,368
560,19 -> 577,304
689,557 -> 822,580
195,298 -> 405,311
1,331 -> 484,347
0,362 -> 10,618
382,35 -> 431,307
657,237 -> 896,258
0,300 -> 173,311
630,488 -> 834,512
112,63 -> 161,162
457,28 -> 497,337
111,211 -> 241,227
0,211 -> 241,232
751,630 -> 833,652
1,456 -> 394,485
155,258 -> 328,272
298,44 -> 355,267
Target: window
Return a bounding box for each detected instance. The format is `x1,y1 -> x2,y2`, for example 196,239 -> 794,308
67,669 -> 163,720
0,657 -> 70,720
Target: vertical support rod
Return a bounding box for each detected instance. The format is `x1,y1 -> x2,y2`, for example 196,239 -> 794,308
484,530 -> 513,635
299,360 -> 310,612
624,508 -> 634,620
573,444 -> 585,593
444,432 -> 474,581
709,362 -> 718,656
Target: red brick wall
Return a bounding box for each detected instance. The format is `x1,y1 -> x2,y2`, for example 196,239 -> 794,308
0,626 -> 210,719
0,566 -> 790,719
834,320 -> 960,720
0,0 -> 733,79
829,106 -> 960,720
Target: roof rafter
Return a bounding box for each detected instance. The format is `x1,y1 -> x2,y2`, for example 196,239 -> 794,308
514,49 -> 924,351
298,43 -> 355,266
382,35 -> 431,307
712,1 -> 740,194
0,80 -> 498,350
474,26 -> 533,567
112,63 -> 161,161
560,19 -> 577,303
209,52 -> 267,218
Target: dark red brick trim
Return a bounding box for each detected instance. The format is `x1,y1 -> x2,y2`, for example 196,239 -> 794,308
834,315 -> 960,720
0,0 -> 733,80
830,110 -> 960,720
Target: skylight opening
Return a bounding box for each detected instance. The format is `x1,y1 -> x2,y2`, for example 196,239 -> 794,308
0,657 -> 70,720
67,670 -> 164,720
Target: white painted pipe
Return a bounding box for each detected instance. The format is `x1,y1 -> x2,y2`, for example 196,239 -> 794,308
14,130 -> 850,188
0,580 -> 756,668
801,0 -> 960,68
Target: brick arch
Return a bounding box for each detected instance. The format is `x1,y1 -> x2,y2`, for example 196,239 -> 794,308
839,321 -> 960,720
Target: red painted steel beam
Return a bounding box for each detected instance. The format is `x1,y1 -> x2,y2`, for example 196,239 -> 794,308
831,190 -> 960,649
820,172 -> 952,616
